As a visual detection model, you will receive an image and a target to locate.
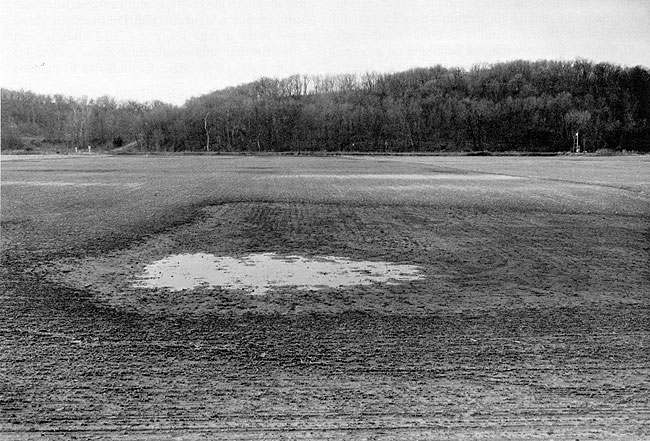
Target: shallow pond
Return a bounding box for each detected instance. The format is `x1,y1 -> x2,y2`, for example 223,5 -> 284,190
133,252 -> 424,295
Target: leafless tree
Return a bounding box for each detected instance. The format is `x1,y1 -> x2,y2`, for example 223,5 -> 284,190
204,111 -> 211,151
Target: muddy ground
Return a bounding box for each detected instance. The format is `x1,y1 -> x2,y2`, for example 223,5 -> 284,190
1,155 -> 649,439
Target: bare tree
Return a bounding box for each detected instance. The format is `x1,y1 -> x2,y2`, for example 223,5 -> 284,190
204,111 -> 211,151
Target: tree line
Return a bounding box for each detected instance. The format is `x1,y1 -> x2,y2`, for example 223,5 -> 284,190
2,59 -> 649,153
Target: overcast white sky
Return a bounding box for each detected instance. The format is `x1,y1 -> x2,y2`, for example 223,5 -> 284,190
1,0 -> 649,105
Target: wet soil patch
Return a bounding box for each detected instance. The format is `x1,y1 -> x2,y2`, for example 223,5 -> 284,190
34,202 -> 649,318
11,169 -> 120,173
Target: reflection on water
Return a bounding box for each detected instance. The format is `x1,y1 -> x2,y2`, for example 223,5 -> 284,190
133,252 -> 424,295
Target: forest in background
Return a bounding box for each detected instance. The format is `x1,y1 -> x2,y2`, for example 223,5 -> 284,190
2,60 -> 649,153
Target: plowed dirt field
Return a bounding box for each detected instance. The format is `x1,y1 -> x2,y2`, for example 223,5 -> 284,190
1,155 -> 649,439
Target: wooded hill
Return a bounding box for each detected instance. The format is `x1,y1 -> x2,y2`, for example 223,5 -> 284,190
2,60 -> 649,153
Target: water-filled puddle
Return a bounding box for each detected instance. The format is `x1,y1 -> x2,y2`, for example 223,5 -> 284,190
133,252 -> 424,295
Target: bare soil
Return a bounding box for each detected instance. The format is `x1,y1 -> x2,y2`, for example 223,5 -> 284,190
1,155 -> 649,439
